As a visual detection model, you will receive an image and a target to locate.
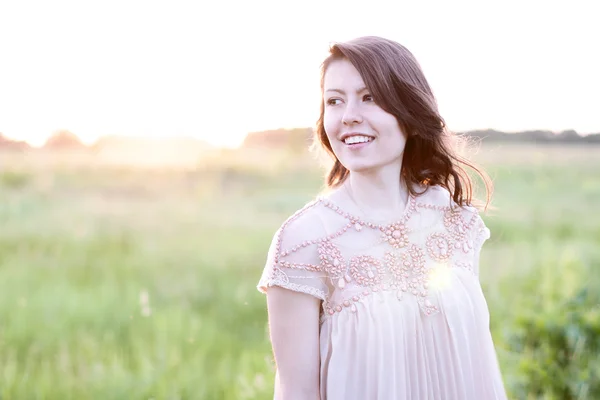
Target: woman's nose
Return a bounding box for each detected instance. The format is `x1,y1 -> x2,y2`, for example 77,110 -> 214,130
342,102 -> 363,125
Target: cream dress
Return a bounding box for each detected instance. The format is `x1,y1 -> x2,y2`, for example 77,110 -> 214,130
257,184 -> 508,400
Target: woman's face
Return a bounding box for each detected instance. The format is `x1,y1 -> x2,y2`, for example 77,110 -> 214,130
322,58 -> 407,174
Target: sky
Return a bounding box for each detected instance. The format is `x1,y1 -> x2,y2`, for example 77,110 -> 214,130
0,0 -> 598,148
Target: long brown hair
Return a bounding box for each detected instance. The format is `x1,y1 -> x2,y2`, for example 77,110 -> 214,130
314,36 -> 492,209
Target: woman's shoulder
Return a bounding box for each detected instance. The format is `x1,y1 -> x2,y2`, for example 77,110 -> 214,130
415,184 -> 479,214
272,198 -> 329,247
413,185 -> 489,248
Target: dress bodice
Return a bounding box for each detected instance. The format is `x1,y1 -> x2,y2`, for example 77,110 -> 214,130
258,184 -> 490,320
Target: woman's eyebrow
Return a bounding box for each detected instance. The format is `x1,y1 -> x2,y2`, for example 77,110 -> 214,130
324,86 -> 368,95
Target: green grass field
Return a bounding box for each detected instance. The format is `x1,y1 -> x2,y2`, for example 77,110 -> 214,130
0,143 -> 599,399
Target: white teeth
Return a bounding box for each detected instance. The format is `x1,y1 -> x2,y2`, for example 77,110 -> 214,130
344,135 -> 373,145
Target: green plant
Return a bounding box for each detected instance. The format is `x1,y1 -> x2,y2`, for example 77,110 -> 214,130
508,282 -> 600,399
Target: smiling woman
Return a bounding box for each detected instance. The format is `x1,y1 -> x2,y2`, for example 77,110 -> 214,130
257,36 -> 508,400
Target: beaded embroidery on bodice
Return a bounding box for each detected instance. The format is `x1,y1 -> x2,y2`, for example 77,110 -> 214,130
260,185 -> 490,319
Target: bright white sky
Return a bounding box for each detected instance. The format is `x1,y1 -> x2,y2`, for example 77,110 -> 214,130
0,0 -> 598,147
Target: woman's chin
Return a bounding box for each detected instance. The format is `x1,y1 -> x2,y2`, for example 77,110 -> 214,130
342,162 -> 380,174
340,158 -> 403,175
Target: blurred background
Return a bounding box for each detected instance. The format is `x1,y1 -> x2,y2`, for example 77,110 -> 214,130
1,0 -> 599,399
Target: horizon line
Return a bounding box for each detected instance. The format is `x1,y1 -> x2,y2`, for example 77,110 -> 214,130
1,126 -> 599,149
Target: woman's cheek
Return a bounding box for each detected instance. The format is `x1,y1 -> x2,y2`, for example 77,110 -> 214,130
323,119 -> 337,142
323,111 -> 339,138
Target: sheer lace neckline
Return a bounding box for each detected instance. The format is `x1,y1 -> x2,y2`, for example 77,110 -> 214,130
316,192 -> 418,229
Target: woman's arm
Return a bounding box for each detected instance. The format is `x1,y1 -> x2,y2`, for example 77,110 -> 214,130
267,286 -> 322,400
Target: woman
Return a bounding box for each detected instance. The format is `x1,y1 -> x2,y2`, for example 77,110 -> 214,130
257,36 -> 508,400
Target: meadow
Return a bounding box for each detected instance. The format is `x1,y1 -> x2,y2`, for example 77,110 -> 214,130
0,143 -> 599,399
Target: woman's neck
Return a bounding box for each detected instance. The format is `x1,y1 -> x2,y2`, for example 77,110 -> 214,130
343,164 -> 409,220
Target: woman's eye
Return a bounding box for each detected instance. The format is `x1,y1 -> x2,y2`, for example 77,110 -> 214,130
326,98 -> 342,106
363,94 -> 374,102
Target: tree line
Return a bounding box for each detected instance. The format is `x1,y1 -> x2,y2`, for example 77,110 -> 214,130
1,128 -> 598,152
242,127 -> 600,150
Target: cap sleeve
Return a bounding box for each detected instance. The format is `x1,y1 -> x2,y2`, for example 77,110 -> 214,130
470,211 -> 491,278
257,204 -> 330,301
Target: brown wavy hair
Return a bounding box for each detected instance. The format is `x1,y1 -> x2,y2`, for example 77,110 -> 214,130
314,36 -> 493,209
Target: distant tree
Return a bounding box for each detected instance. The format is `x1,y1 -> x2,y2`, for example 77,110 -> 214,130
556,130 -> 581,143
242,128 -> 313,152
0,133 -> 30,151
582,133 -> 600,143
43,130 -> 85,149
463,129 -> 510,141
